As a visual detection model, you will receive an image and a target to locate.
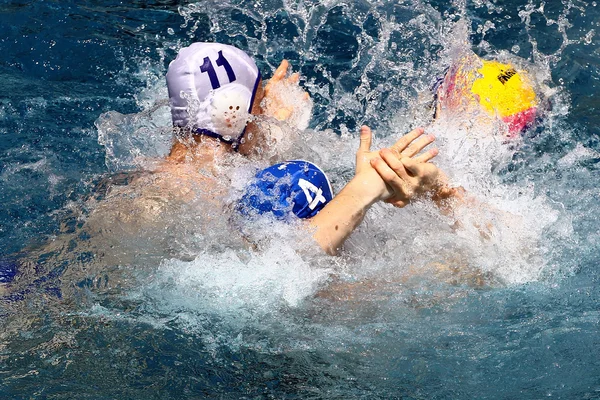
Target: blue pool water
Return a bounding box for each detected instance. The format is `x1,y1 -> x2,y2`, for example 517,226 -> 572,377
1,0 -> 600,398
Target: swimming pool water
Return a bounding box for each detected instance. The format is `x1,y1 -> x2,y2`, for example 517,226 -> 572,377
1,0 -> 599,398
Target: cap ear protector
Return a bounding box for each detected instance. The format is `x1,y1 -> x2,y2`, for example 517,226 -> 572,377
166,43 -> 261,146
207,84 -> 253,142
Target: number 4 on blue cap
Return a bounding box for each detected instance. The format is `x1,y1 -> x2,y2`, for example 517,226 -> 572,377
239,160 -> 333,220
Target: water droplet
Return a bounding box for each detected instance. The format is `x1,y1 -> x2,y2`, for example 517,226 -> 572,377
583,29 -> 595,44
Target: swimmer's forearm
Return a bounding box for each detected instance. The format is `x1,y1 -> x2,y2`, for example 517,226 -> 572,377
308,178 -> 377,255
431,185 -> 466,214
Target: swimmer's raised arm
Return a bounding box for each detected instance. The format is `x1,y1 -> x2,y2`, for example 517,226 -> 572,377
308,126 -> 386,255
367,129 -> 465,210
372,145 -> 515,240
261,59 -> 311,122
309,126 -> 437,255
378,155 -> 466,212
240,59 -> 312,156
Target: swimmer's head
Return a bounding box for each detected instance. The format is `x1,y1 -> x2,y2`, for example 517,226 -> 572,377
238,160 -> 333,221
166,42 -> 261,145
437,54 -> 538,138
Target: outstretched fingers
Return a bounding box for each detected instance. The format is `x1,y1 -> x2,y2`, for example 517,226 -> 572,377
412,147 -> 439,163
264,60 -> 290,95
273,59 -> 289,81
389,127 -> 425,156
401,134 -> 436,158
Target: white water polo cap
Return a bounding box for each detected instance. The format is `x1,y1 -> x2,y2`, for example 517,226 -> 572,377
166,42 -> 261,144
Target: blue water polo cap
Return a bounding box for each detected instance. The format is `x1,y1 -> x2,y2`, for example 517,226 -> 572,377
239,160 -> 333,220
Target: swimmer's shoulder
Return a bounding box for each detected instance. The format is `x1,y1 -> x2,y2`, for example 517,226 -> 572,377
92,170 -> 156,201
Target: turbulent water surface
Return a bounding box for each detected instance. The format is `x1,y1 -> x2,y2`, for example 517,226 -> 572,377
1,0 -> 599,398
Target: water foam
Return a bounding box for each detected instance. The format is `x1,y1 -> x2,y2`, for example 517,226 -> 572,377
86,0 -> 583,334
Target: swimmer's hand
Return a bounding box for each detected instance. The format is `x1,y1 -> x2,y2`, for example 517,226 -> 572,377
370,127 -> 442,207
262,60 -> 312,126
308,126 -> 387,254
371,131 -> 467,210
352,125 -> 395,202
309,125 -> 436,255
